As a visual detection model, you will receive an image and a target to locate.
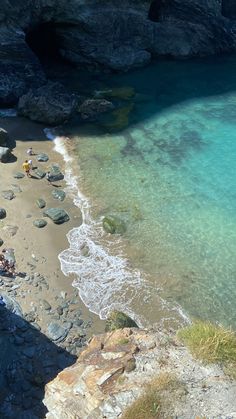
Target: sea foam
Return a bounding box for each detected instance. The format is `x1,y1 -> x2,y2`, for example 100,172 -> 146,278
44,129 -> 188,327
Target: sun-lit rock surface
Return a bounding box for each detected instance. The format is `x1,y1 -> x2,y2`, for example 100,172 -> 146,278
43,327 -> 236,419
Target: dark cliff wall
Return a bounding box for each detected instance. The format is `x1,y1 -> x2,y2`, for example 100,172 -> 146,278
1,0 -> 236,105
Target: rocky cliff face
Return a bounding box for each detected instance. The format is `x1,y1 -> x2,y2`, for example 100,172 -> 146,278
1,0 -> 236,105
43,327 -> 236,419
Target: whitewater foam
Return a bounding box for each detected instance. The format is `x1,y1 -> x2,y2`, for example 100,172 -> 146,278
45,129 -> 188,327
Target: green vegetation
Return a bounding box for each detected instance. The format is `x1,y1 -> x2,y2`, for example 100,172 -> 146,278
178,321 -> 236,365
105,311 -> 138,332
121,373 -> 181,419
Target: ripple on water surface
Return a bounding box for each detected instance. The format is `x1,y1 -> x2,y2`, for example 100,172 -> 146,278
58,56 -> 236,329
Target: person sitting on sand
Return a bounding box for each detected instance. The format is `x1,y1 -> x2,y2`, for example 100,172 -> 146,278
22,160 -> 31,177
27,147 -> 33,156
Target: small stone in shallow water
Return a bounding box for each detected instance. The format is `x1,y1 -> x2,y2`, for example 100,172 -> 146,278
102,215 -> 126,234
33,219 -> 47,228
0,239 -> 3,246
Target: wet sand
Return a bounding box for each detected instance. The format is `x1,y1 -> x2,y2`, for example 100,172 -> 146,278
0,116 -> 105,338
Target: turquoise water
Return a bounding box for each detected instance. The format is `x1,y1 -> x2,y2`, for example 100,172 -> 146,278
59,55 -> 236,329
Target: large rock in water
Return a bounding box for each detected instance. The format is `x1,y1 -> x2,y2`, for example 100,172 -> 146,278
78,99 -> 114,120
105,311 -> 138,332
18,82 -> 79,125
43,208 -> 70,224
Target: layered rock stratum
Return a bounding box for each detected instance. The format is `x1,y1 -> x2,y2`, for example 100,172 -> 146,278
43,327 -> 236,419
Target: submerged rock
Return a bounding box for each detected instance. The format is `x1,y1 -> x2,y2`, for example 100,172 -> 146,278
105,311 -> 138,332
78,99 -> 114,120
52,189 -> 66,202
33,219 -> 47,228
0,239 -> 3,246
102,215 -> 126,234
43,208 -> 70,224
18,82 -> 79,125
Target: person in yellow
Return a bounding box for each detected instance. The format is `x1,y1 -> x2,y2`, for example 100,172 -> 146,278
22,160 -> 31,177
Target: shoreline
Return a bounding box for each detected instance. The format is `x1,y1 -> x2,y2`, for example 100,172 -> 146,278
0,115 -> 105,346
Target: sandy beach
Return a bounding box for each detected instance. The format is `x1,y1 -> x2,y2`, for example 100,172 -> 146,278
0,115 -> 105,346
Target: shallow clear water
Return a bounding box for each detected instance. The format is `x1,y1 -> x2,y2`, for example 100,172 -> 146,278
59,55 -> 236,329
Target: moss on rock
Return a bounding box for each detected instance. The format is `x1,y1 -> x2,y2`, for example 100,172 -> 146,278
105,311 -> 138,332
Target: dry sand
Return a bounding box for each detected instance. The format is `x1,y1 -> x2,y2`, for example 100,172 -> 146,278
0,116 -> 105,337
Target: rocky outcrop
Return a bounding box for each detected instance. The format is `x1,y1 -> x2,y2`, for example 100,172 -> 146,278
43,327 -> 236,419
0,128 -> 9,146
1,0 -> 236,106
18,82 -> 79,124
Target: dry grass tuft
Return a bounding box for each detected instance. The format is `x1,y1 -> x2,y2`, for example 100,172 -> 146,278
121,373 -> 180,419
178,321 -> 236,365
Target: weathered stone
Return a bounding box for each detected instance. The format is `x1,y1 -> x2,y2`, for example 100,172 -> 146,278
33,219 -> 47,228
36,198 -> 46,209
11,184 -> 22,193
105,311 -> 138,332
102,215 -> 126,235
0,128 -> 9,146
36,153 -> 49,162
18,82 -> 79,125
2,225 -> 18,237
47,322 -> 69,342
0,208 -> 6,219
43,208 -> 69,224
1,190 -> 15,200
52,189 -> 66,202
41,299 -> 51,310
13,172 -> 25,179
47,165 -> 64,182
0,146 -> 11,162
34,168 -> 46,179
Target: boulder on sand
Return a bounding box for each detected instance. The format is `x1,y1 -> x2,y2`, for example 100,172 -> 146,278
43,208 -> 70,224
0,147 -> 11,163
0,128 -> 9,146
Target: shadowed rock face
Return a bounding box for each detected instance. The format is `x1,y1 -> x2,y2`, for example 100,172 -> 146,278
1,0 -> 236,105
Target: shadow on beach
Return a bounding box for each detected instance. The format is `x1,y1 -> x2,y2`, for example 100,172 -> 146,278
0,300 -> 76,418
